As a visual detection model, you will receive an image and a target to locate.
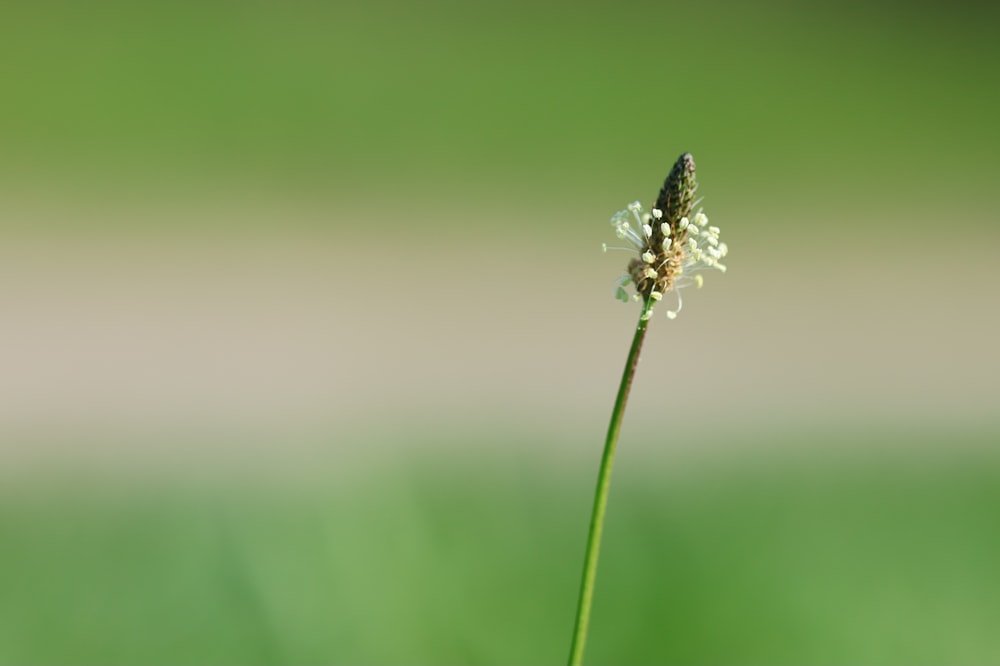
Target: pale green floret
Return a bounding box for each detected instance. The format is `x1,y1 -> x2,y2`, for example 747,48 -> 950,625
642,250 -> 656,264
651,208 -> 663,219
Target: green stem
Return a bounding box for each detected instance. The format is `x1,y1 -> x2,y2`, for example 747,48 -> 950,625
567,302 -> 652,666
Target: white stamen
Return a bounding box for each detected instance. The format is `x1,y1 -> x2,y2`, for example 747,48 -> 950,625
606,199 -> 726,319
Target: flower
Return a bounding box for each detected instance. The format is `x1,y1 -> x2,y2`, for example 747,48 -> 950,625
603,153 -> 727,320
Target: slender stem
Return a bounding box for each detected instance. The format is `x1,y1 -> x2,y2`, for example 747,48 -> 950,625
568,303 -> 652,666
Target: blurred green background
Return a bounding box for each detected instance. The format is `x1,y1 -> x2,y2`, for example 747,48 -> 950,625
1,1 -> 999,664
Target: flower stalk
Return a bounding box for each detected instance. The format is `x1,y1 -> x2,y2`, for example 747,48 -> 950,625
567,299 -> 652,666
568,153 -> 725,665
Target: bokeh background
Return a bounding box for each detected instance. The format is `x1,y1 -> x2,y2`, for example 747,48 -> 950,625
2,1 -> 999,663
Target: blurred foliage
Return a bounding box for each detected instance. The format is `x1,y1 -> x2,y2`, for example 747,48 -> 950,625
2,429 -> 999,664
0,1 -> 998,224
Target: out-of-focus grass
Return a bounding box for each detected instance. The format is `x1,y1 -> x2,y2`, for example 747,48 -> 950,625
3,429 -> 999,664
1,1 -> 997,228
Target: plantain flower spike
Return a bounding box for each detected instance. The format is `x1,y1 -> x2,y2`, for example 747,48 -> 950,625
604,153 -> 727,320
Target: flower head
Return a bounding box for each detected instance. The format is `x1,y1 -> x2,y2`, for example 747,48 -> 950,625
604,153 -> 727,320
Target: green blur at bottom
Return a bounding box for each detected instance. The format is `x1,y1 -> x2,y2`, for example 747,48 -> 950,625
2,432 -> 999,664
